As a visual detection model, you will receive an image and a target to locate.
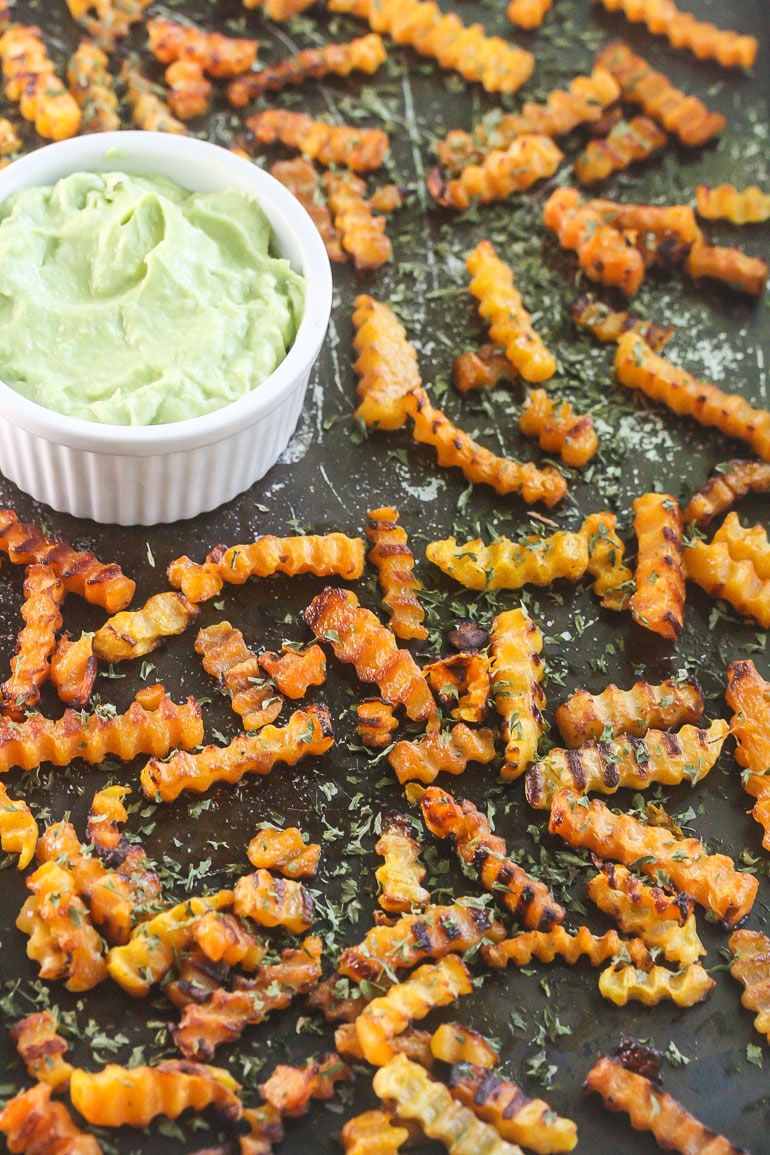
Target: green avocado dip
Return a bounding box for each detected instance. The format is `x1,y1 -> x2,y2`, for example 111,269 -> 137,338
0,170 -> 306,425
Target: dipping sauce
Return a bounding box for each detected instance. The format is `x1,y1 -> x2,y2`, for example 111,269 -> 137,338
0,171 -> 306,425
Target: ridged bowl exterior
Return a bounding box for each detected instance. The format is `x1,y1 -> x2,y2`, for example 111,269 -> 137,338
0,133 -> 331,524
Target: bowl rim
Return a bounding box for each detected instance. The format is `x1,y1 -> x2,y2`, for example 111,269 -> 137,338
0,131 -> 332,456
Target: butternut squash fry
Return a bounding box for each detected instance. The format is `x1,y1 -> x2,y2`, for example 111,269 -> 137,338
352,295 -> 422,431
685,240 -> 767,297
0,508 -> 135,611
70,1060 -> 242,1127
449,1064 -> 578,1153
726,659 -> 770,851
483,924 -> 650,970
519,390 -> 598,467
227,34 -> 384,104
328,0 -> 534,94
574,116 -> 667,184
259,1053 -> 351,1116
555,677 -> 703,747
270,157 -> 347,264
341,1109 -> 409,1154
17,861 -> 108,992
615,331 -> 770,463
303,586 -> 436,721
571,295 -> 673,351
729,929 -> 770,1043
549,789 -> 758,926
357,699 -> 399,747
467,240 -> 556,383
10,1010 -> 73,1092
375,812 -> 430,913
147,16 -> 258,77
121,60 -> 187,134
66,39 -> 120,133
507,0 -> 552,29
430,1022 -> 499,1069
543,188 -> 646,296
324,168 -> 392,269
684,460 -> 770,527
0,24 -> 82,140
233,869 -> 314,935
421,786 -> 565,931
428,135 -> 563,210
696,184 -> 770,225
629,492 -> 685,639
684,538 -> 770,628
93,590 -> 199,663
423,652 -> 490,723
585,1055 -> 746,1153
247,109 -> 388,173
388,723 -> 496,784
0,782 -> 38,869
595,41 -> 725,146
0,1082 -> 101,1154
594,0 -> 758,69
258,644 -> 326,698
366,507 -> 427,641
247,826 -> 321,878
580,511 -> 634,611
427,532 -> 587,591
141,705 -> 333,802
599,961 -> 715,1005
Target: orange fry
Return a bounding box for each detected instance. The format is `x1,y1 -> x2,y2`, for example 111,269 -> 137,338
66,39 -> 120,133
685,240 -> 767,297
453,345 -> 515,394
615,331 -> 770,463
69,1060 -> 242,1128
227,33 -> 384,104
0,782 -> 38,869
147,16 -> 258,77
303,586 -> 436,722
555,677 -> 704,746
366,507 -> 428,642
258,644 -> 327,698
247,826 -> 321,879
684,460 -> 770,527
10,1010 -> 74,1092
357,698 -> 399,747
323,168 -> 392,270
375,813 -> 430,913
121,60 -> 187,134
729,929 -> 770,1043
196,621 -> 282,731
0,508 -> 135,612
0,1083 -> 101,1155
387,722 -> 496,784
406,388 -> 567,507
1,564 -> 64,717
629,492 -> 685,640
544,188 -> 645,297
571,295 -> 673,351
726,659 -> 770,852
696,184 -> 770,225
0,24 -> 82,140
507,0 -> 552,29
423,652 -> 490,724
271,158 -> 346,264
595,41 -> 725,146
247,109 -> 388,173
352,295 -> 422,431
428,134 -> 563,210
574,116 -> 667,184
595,0 -> 758,69
141,705 -> 333,802
519,390 -> 598,467
328,0 -> 534,94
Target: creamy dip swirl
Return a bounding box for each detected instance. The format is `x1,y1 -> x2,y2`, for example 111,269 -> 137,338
0,171 -> 306,425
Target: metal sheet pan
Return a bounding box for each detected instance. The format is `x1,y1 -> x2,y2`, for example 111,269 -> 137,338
0,1 -> 768,1152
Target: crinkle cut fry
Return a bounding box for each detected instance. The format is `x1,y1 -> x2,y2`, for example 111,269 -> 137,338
196,621 -> 282,731
421,786 -> 565,932
426,532 -> 588,592
366,506 -> 427,641
726,659 -> 770,851
1,563 -> 64,717
686,240 -> 767,297
357,698 -> 399,747
580,511 -> 634,611
0,24 -> 82,140
595,41 -> 725,147
585,1055 -> 747,1153
323,168 -> 392,270
405,389 -> 567,507
375,812 -> 430,913
615,331 -> 770,463
87,784 -> 128,854
69,1060 -> 242,1127
242,0 -> 316,18
586,196 -> 701,244
341,1109 -> 410,1154
258,644 -> 327,698
165,60 -> 211,121
519,389 -> 598,467
543,188 -> 646,297
430,1022 -> 499,1069
337,901 -> 504,984
0,684 -> 203,774
66,39 -> 120,133
10,1009 -> 74,1091
0,509 -> 135,612
233,869 -> 314,935
336,1022 -> 434,1068
373,1054 -> 525,1155
683,537 -> 770,628
227,33 -> 385,104
328,0 -> 534,94
247,826 -> 321,878
490,606 -> 545,779
387,722 -> 496,784
355,955 -> 473,1066
549,789 -> 758,927
574,116 -> 667,184
92,590 -> 199,663
259,1052 -> 352,1117
147,16 -> 258,77
303,586 -> 436,722
106,890 -> 234,997
192,910 -> 266,971
246,109 -> 388,173
449,1063 -> 578,1153
729,929 -> 770,1042
0,782 -> 38,869
571,295 -> 673,352
587,860 -> 705,966
437,68 -> 620,172
0,1082 -> 102,1155
18,861 -> 108,992
466,240 -> 556,384
713,512 -> 770,579
352,294 -> 422,431
140,704 -> 334,802
599,961 -> 715,1006
482,924 -> 650,970
423,652 -> 490,723
173,936 -> 323,1061
684,460 -> 770,527
428,134 -> 563,211
121,60 -> 187,134
453,345 -> 515,393
270,158 -> 347,263
629,492 -> 685,640
506,0 -> 552,30
555,676 -> 704,746
696,184 -> 770,225
594,0 -> 757,69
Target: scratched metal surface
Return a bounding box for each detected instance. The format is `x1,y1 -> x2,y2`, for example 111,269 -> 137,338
0,1 -> 768,1152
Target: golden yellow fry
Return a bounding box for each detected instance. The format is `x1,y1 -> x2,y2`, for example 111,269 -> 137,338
93,590 -> 199,663
555,677 -> 703,746
599,961 -> 714,1006
729,929 -> 770,1043
352,295 -> 422,431
375,812 -> 430,913
520,390 -> 598,467
427,531 -> 588,591
70,1061 -> 241,1127
366,507 -> 427,641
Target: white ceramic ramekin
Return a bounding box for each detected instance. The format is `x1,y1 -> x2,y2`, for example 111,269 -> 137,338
0,132 -> 332,525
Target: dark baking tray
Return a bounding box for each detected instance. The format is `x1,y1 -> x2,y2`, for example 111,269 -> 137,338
0,1 -> 768,1152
